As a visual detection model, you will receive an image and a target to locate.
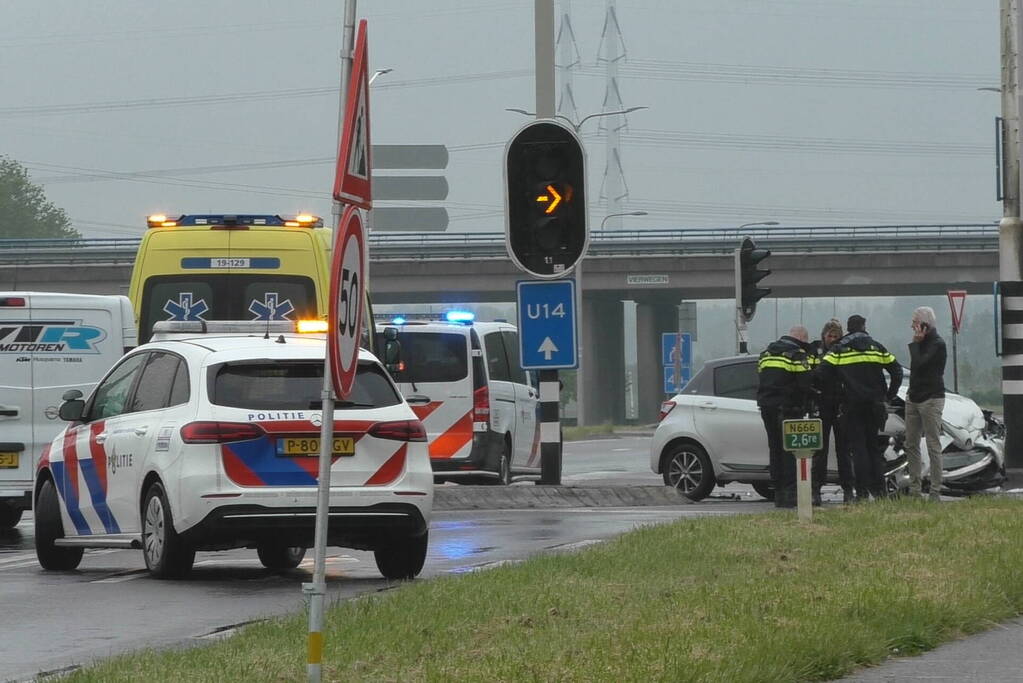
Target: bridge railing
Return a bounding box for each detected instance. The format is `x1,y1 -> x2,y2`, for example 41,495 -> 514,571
0,224 -> 999,265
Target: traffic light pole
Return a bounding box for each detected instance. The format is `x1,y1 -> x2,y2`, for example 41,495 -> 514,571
736,308 -> 750,355
538,369 -> 562,485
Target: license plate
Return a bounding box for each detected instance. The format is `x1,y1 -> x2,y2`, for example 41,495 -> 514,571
0,452 -> 19,468
276,437 -> 354,457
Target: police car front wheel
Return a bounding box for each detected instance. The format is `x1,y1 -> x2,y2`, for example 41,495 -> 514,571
35,478 -> 84,571
142,482 -> 195,579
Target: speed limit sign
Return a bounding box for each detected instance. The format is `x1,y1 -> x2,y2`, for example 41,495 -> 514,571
328,205 -> 366,399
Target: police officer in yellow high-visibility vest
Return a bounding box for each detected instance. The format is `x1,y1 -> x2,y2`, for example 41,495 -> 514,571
756,325 -> 815,508
818,315 -> 903,501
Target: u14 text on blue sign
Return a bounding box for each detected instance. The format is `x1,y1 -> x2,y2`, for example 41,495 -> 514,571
516,279 -> 578,370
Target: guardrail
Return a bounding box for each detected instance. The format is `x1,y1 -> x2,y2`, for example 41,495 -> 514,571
0,224 -> 999,266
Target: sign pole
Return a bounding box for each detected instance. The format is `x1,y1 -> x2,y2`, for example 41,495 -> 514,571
783,418 -> 822,523
953,328 -> 959,393
538,369 -> 562,485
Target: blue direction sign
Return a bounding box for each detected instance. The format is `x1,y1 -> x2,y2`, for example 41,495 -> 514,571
664,366 -> 692,394
517,279 -> 578,369
661,333 -> 692,368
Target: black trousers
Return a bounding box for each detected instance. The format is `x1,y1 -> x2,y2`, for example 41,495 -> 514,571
842,402 -> 886,497
760,406 -> 798,497
812,409 -> 854,492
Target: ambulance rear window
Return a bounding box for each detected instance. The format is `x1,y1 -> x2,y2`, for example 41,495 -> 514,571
139,275 -> 316,343
210,361 -> 401,410
382,332 -> 467,383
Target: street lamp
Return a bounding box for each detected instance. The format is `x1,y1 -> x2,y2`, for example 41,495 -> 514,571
505,106 -> 649,132
601,211 -> 647,230
369,68 -> 393,85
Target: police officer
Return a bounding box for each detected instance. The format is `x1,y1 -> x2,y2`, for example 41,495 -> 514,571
757,325 -> 815,508
809,319 -> 855,504
818,315 -> 902,501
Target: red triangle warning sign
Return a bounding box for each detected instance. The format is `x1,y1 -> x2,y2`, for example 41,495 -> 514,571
333,20 -> 372,210
947,290 -> 967,333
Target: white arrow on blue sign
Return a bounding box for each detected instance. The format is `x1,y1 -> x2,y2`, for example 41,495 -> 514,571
516,279 -> 578,370
661,332 -> 692,368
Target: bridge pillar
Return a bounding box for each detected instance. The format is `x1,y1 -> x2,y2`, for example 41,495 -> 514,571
578,296 -> 624,426
636,299 -> 678,424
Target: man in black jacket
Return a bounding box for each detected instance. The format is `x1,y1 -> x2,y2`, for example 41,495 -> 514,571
818,315 -> 903,500
757,325 -> 815,508
906,306 -> 947,500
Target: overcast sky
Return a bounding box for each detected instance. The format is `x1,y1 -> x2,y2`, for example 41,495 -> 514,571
0,0 -> 1000,238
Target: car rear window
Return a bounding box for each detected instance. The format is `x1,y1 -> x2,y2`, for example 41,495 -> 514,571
376,331 -> 468,383
210,361 -> 401,410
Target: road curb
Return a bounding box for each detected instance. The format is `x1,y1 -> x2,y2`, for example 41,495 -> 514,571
433,485 -> 691,510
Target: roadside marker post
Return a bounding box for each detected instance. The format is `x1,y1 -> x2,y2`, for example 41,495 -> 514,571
783,418 -> 822,522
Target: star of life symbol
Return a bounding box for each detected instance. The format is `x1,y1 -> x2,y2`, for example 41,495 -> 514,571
248,292 -> 295,321
163,293 -> 209,321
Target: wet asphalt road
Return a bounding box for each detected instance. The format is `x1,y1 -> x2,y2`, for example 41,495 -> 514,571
0,435 -> 775,681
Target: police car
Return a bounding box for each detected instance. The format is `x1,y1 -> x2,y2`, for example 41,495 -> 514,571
35,321 -> 432,579
376,312 -> 540,484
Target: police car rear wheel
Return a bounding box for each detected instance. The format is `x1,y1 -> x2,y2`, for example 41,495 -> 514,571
142,483 -> 195,579
35,478 -> 84,570
257,545 -> 306,570
663,443 -> 714,501
374,531 -> 429,580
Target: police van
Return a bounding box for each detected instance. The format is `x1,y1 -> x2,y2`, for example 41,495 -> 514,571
129,213 -> 333,343
377,312 -> 540,484
0,292 -> 136,527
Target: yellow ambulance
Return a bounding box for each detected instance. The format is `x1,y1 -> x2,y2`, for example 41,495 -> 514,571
129,213 -> 333,343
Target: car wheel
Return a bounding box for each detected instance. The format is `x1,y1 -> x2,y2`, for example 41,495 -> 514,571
257,545 -> 306,570
751,481 -> 775,501
0,502 -> 23,529
662,442 -> 715,501
142,482 -> 195,579
483,438 -> 512,486
374,531 -> 429,580
35,478 -> 84,571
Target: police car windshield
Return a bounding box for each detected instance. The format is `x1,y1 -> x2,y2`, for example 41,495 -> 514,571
210,361 -> 401,410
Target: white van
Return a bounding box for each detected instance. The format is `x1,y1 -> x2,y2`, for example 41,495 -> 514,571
0,292 -> 136,527
376,314 -> 539,484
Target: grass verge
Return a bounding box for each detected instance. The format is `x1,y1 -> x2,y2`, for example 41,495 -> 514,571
67,497 -> 1023,682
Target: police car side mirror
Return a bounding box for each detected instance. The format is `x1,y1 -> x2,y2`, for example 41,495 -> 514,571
59,399 -> 85,422
381,327 -> 402,372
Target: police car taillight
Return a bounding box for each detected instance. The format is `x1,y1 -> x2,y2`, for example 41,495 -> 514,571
181,421 -> 265,444
0,296 -> 26,307
368,419 -> 427,442
658,401 -> 676,422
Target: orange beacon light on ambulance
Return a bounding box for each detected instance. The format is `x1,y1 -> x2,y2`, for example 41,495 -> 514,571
128,214 -> 331,343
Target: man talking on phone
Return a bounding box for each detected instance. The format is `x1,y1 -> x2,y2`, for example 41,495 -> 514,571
906,306 -> 947,500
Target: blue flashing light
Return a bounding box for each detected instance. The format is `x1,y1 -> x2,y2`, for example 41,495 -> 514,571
391,316 -> 407,325
445,310 -> 475,323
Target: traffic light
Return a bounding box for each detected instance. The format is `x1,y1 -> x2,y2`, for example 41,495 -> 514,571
736,236 -> 771,320
505,120 -> 587,278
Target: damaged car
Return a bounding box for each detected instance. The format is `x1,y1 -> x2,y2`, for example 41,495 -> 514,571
650,355 -> 1005,501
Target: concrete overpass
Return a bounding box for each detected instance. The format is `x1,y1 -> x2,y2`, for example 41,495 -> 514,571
0,226 -> 999,423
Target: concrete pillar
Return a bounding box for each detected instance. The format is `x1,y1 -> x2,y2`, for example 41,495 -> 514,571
636,299 -> 678,424
578,296 -> 624,425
